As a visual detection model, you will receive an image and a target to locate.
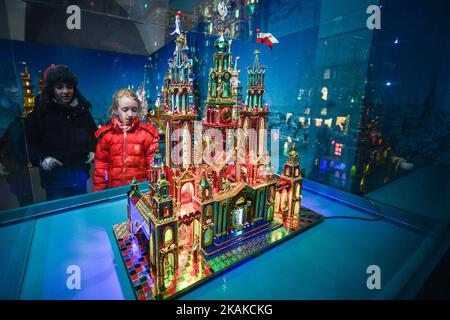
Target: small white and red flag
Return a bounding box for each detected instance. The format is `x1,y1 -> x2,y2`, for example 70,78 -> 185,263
256,28 -> 279,49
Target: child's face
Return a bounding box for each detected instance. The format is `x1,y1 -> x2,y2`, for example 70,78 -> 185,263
117,96 -> 139,125
53,82 -> 74,104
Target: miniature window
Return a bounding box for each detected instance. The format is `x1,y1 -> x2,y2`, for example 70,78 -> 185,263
150,235 -> 154,260
269,187 -> 275,201
181,93 -> 186,111
223,79 -> 230,97
267,206 -> 274,220
211,77 -> 217,97
164,206 -> 170,217
164,228 -> 173,246
281,190 -> 288,210
294,201 -> 300,214
275,191 -> 280,211
206,205 -> 213,218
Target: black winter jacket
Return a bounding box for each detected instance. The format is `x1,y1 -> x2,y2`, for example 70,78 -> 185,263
26,90 -> 97,188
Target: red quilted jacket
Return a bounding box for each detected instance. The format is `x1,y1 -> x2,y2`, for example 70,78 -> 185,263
93,118 -> 159,191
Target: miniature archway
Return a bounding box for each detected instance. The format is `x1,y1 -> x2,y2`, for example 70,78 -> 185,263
269,186 -> 275,203
163,206 -> 170,217
281,189 -> 288,210
174,88 -> 180,110
181,89 -> 188,111
170,91 -> 176,111
193,216 -> 201,243
223,72 -> 230,97
181,182 -> 194,204
204,228 -> 213,246
229,190 -> 255,231
178,223 -> 190,247
275,191 -> 280,212
267,205 -> 274,221
294,201 -> 300,214
164,252 -> 175,280
205,205 -> 214,219
164,227 -> 173,246
210,73 -> 217,97
150,233 -> 155,264
295,184 -> 301,199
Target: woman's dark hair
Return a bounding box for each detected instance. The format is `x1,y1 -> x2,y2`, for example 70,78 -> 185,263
44,65 -> 78,88
38,65 -> 78,114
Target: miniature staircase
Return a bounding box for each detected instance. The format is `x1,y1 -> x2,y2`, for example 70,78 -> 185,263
201,220 -> 282,260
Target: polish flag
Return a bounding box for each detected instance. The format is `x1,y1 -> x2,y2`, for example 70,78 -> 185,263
256,29 -> 279,49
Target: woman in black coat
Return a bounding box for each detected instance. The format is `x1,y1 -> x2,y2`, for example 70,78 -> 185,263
26,65 -> 97,200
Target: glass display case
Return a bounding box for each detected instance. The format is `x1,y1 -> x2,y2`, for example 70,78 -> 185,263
0,0 -> 449,300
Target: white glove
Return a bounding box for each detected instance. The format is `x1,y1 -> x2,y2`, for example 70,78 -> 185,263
40,157 -> 63,171
85,152 -> 95,164
0,162 -> 9,176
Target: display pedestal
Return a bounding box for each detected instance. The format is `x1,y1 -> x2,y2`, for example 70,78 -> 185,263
113,206 -> 324,300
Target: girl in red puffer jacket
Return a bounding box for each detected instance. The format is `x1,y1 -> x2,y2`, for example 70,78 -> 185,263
93,88 -> 159,191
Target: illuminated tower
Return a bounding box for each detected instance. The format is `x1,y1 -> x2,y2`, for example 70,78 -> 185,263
20,63 -> 35,115
150,148 -> 164,185
279,145 -> 303,230
202,32 -> 240,190
240,50 -> 268,185
203,32 -> 238,131
145,172 -> 178,290
159,12 -> 197,172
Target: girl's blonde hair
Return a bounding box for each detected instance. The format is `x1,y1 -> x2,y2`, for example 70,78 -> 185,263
109,88 -> 142,117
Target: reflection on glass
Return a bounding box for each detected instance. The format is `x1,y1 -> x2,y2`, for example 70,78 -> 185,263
0,0 -> 448,214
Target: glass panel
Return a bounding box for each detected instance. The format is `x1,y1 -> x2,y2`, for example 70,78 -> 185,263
0,0 -> 448,300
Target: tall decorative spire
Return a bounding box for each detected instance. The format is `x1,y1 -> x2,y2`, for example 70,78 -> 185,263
156,9 -> 194,114
146,10 -> 197,171
245,50 -> 266,109
233,56 -> 239,75
253,49 -> 260,69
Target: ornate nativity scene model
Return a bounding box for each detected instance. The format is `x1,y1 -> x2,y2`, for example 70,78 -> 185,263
113,16 -> 324,300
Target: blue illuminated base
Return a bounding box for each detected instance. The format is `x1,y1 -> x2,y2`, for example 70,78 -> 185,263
113,207 -> 324,300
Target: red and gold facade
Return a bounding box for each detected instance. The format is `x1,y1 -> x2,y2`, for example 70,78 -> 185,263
129,30 -> 304,290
